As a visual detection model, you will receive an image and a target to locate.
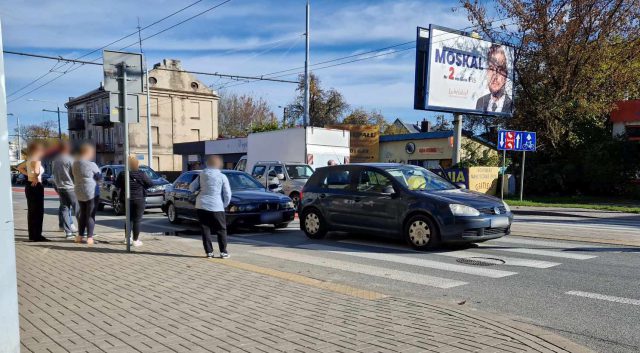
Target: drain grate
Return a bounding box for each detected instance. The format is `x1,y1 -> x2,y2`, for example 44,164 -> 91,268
456,257 -> 505,266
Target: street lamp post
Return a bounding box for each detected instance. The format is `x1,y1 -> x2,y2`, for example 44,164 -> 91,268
7,113 -> 21,160
27,98 -> 62,140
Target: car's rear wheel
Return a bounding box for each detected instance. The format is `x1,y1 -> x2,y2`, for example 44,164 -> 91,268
112,195 -> 124,215
404,214 -> 439,250
302,209 -> 327,239
166,203 -> 181,224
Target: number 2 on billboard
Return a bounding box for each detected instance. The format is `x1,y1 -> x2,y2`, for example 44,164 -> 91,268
448,67 -> 454,80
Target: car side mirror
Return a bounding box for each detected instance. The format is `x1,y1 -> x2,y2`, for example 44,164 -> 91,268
455,182 -> 466,189
382,185 -> 396,196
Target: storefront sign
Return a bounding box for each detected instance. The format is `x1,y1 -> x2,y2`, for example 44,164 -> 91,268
328,124 -> 380,163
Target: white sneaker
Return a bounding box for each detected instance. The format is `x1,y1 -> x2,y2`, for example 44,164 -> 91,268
133,240 -> 143,247
70,224 -> 78,233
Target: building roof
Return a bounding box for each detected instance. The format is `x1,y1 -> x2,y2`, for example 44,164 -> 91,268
380,130 -> 496,149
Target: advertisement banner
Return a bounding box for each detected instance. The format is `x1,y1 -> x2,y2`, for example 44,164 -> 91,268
328,124 -> 380,163
417,25 -> 515,116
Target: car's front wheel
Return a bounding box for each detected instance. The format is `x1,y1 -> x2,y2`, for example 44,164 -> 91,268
166,203 -> 181,224
302,209 -> 327,239
404,214 -> 439,250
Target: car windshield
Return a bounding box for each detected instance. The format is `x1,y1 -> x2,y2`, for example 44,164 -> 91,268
286,164 -> 314,179
224,172 -> 265,190
140,167 -> 161,179
385,166 -> 456,191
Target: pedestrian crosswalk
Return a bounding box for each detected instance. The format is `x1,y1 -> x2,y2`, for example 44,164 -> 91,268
246,236 -> 602,290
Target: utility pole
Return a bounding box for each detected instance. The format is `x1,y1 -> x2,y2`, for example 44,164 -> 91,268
121,62 -> 132,252
28,99 -> 62,139
519,151 -> 526,201
303,0 -> 310,128
452,113 -> 462,165
0,17 -> 22,353
138,18 -> 153,168
57,106 -> 62,139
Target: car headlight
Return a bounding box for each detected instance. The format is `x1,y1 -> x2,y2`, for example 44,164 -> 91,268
227,205 -> 238,213
449,204 -> 480,217
502,201 -> 511,213
280,201 -> 295,209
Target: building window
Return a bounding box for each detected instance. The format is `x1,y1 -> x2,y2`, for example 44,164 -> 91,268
151,98 -> 159,116
149,77 -> 157,86
189,101 -> 200,120
190,82 -> 199,90
191,129 -> 200,141
152,126 -> 159,145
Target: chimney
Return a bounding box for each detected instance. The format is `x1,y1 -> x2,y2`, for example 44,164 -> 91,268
420,119 -> 431,133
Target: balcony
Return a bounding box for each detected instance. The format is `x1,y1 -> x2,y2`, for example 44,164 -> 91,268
93,113 -> 114,127
68,118 -> 85,131
96,143 -> 115,153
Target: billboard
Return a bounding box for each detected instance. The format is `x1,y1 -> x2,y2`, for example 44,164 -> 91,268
327,124 -> 380,163
414,25 -> 515,117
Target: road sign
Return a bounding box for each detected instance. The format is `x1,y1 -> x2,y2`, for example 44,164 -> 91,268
498,130 -> 536,151
108,92 -> 140,124
103,50 -> 144,94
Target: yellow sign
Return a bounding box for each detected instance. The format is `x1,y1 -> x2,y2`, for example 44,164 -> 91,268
329,124 -> 380,163
468,167 -> 500,195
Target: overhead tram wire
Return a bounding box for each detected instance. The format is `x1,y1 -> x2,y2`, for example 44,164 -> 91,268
7,0 -> 207,99
7,0 -> 232,104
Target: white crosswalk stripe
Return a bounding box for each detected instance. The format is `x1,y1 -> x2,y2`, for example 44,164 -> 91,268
296,243 -> 518,278
566,291 -> 640,306
479,246 -> 597,260
252,248 -> 468,288
338,240 -> 561,269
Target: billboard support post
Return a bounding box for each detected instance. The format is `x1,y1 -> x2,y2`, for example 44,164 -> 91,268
121,62 -> 132,253
519,151 -> 526,201
452,113 -> 462,165
500,150 -> 506,200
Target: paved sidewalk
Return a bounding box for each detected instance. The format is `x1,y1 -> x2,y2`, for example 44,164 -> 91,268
14,212 -> 594,352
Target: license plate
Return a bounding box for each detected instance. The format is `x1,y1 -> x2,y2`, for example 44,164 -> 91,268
260,211 -> 282,224
491,216 -> 510,228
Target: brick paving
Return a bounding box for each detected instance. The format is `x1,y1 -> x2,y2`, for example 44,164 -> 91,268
13,207 -> 593,353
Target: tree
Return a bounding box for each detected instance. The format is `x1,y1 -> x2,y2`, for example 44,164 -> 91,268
342,108 -> 388,131
461,0 -> 640,196
287,73 -> 349,127
17,120 -> 66,146
218,92 -> 278,137
431,115 -> 452,131
459,140 -> 501,167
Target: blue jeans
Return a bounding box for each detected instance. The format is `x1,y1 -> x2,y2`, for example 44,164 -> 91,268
58,189 -> 78,234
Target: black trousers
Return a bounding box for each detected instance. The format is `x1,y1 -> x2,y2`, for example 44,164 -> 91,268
78,199 -> 97,237
129,199 -> 146,241
25,183 -> 44,241
196,209 -> 227,254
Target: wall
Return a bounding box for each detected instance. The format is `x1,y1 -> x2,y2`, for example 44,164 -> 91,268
0,22 -> 21,352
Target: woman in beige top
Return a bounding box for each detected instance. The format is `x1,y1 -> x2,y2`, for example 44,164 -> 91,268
17,141 -> 49,242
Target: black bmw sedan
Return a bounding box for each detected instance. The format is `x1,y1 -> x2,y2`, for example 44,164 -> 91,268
299,163 -> 513,250
162,170 -> 296,229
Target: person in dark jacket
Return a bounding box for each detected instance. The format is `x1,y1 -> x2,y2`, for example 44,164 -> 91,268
116,156 -> 153,247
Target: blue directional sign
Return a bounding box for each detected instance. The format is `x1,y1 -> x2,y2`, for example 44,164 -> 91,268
497,130 -> 536,151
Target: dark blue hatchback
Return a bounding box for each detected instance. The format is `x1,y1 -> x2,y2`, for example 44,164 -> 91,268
162,170 -> 296,230
299,163 -> 513,249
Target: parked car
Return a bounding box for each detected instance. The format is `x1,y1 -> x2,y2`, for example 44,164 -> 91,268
250,161 -> 314,207
97,164 -> 171,215
299,163 -> 513,250
162,170 -> 296,230
14,173 -> 27,185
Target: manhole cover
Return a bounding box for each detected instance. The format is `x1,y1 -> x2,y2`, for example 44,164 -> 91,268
456,257 -> 505,266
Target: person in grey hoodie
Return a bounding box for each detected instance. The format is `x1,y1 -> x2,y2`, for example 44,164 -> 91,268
52,141 -> 78,238
72,143 -> 102,245
189,155 -> 232,258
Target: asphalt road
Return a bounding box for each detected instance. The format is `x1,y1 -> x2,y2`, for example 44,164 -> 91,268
15,190 -> 640,353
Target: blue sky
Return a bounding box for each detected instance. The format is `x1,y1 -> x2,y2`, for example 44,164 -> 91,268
1,0 -> 473,134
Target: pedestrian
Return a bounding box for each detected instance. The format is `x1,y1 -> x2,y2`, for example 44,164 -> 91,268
189,155 -> 231,259
52,141 -> 78,239
17,141 -> 49,242
116,156 -> 152,247
72,143 -> 101,245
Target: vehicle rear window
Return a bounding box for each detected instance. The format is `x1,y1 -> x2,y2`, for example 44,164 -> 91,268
320,170 -> 351,189
252,165 -> 266,178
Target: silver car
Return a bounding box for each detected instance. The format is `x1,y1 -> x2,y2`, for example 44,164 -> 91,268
250,161 -> 314,208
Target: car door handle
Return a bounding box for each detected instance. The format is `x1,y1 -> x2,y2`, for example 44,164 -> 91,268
319,193 -> 326,199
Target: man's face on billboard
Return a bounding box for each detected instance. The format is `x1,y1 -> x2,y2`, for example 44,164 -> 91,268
487,49 -> 508,97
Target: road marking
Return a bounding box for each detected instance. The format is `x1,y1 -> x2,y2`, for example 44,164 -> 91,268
565,291 -> 640,306
339,240 -> 561,269
491,237 -> 604,249
215,259 -> 387,300
252,248 -> 467,289
298,243 -> 517,278
481,246 -> 597,260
